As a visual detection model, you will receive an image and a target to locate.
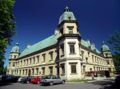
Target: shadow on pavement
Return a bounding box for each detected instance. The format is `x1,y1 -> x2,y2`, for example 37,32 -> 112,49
89,79 -> 119,89
0,81 -> 14,86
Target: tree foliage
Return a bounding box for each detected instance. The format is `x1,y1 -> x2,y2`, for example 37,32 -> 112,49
0,0 -> 15,74
108,31 -> 120,72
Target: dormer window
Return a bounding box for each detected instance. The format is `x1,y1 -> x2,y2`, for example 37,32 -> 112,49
67,26 -> 74,34
68,16 -> 71,20
105,53 -> 108,57
15,50 -> 18,52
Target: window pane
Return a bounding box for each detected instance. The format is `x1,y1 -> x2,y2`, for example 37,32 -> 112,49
49,67 -> 53,74
71,64 -> 76,73
49,52 -> 53,60
42,54 -> 46,62
69,44 -> 75,54
67,26 -> 74,34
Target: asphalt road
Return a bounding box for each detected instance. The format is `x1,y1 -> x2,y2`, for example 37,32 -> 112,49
0,79 -> 115,89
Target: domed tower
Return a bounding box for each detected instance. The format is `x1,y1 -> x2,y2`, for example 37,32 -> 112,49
101,42 -> 115,76
9,43 -> 20,59
8,43 -> 20,75
101,42 -> 112,58
57,6 -> 81,80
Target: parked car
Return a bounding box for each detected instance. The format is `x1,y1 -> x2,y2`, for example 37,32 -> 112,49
0,74 -> 6,84
20,76 -> 32,83
40,75 -> 65,86
31,76 -> 41,84
0,74 -> 20,84
5,75 -> 20,83
18,76 -> 26,82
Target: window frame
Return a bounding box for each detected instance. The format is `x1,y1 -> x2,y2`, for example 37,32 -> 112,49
67,26 -> 74,34
42,54 -> 46,62
69,63 -> 77,74
69,43 -> 75,54
49,51 -> 53,61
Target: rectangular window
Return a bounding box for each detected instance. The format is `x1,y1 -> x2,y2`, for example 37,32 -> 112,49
21,61 -> 22,66
30,58 -> 31,64
9,62 -> 11,67
33,57 -> 35,64
69,43 -> 75,54
86,57 -> 88,63
14,55 -> 16,59
36,68 -> 39,75
42,54 -> 46,62
92,55 -> 94,62
49,51 -> 53,61
13,63 -> 15,67
49,66 -> 53,75
95,56 -> 96,62
24,60 -> 25,65
37,55 -> 39,63
81,50 -> 84,60
67,26 -> 74,34
60,44 -> 64,57
70,64 -> 77,74
107,60 -> 109,64
83,65 -> 86,73
42,67 -> 45,75
61,64 -> 65,75
26,59 -> 28,65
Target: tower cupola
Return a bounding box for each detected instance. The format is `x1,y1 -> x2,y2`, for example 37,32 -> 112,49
11,43 -> 20,53
10,43 -> 20,59
59,6 -> 76,24
101,42 -> 110,52
101,42 -> 112,57
57,6 -> 80,36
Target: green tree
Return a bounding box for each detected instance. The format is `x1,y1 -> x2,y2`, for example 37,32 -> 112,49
108,31 -> 120,73
0,0 -> 15,74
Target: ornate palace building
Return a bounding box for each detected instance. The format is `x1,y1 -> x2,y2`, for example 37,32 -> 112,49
7,7 -> 115,80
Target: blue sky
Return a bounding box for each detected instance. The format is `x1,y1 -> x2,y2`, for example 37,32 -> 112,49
4,0 -> 120,67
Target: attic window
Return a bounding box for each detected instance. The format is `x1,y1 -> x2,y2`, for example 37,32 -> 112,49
15,50 -> 18,52
67,26 -> 74,34
68,16 -> 71,20
106,53 -> 108,57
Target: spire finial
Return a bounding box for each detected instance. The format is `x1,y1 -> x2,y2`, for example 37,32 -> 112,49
16,42 -> 19,46
102,41 -> 105,45
64,6 -> 70,12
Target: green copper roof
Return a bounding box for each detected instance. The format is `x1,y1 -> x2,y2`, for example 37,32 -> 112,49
19,35 -> 101,58
59,6 -> 76,24
19,34 -> 60,58
101,42 -> 110,52
81,39 -> 101,54
11,43 -> 20,53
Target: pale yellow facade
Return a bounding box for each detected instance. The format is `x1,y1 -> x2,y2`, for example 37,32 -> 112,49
7,43 -> 115,80
7,7 -> 115,80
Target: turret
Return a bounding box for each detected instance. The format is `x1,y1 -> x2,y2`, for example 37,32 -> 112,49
9,43 -> 20,59
101,42 -> 112,58
56,7 -> 81,79
58,6 -> 80,37
101,42 -> 115,76
8,43 -> 20,75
